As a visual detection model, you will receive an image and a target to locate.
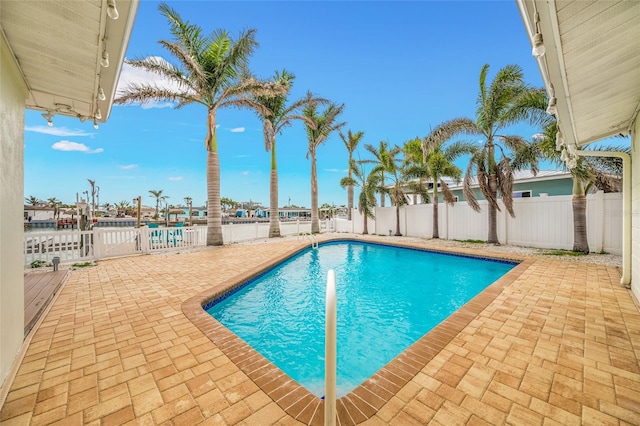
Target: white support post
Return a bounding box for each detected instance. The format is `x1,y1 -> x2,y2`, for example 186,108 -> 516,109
325,269 -> 336,426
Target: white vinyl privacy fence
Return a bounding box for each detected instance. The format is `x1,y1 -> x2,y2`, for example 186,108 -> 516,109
352,191 -> 623,254
24,192 -> 623,267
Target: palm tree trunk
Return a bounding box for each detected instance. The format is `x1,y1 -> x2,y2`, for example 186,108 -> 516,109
572,179 -> 589,253
206,111 -> 223,246
268,140 -> 280,238
311,150 -> 319,234
395,204 -> 402,236
380,174 -> 385,207
347,185 -> 353,221
487,174 -> 499,244
363,213 -> 368,235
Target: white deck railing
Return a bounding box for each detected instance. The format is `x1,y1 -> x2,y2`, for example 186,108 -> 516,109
23,220 -> 335,266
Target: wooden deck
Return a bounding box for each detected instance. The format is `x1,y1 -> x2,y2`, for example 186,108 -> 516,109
24,270 -> 68,336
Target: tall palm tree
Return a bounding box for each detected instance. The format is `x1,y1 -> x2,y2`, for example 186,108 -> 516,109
87,179 -> 97,217
115,3 -> 283,246
250,71 -> 326,238
115,200 -> 131,217
372,145 -> 406,236
339,130 -> 365,220
303,99 -> 346,233
462,64 -> 538,244
47,197 -> 62,220
514,89 -> 629,252
364,141 -> 392,207
402,137 -> 431,206
25,195 -> 41,206
340,159 -> 380,235
149,189 -> 168,219
421,119 -> 478,238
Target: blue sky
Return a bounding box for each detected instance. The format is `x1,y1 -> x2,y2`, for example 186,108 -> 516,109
24,0 -> 547,209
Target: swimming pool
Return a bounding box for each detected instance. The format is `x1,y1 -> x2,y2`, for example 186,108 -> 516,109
205,241 -> 516,397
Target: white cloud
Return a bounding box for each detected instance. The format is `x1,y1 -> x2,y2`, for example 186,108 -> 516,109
168,176 -> 183,181
26,126 -> 92,137
140,101 -> 174,110
324,168 -> 346,172
116,58 -> 186,109
532,133 -> 545,142
118,164 -> 138,170
234,154 -> 251,158
242,171 -> 249,176
230,127 -> 245,133
52,140 -> 103,154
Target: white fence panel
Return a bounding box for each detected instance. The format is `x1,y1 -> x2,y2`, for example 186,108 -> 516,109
507,195 -> 574,250
223,222 -> 269,243
24,230 -> 93,266
334,219 -> 353,233
373,207 -> 397,236
403,204 -> 431,238
446,201 -> 489,241
351,209 -> 375,235
601,193 -> 623,254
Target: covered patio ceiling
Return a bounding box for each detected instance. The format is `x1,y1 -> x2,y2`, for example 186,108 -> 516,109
0,0 -> 138,124
517,0 -> 640,148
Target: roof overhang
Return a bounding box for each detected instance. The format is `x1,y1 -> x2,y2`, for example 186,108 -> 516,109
0,0 -> 138,124
516,0 -> 640,147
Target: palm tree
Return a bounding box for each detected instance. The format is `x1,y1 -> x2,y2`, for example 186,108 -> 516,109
372,145 -> 406,236
47,197 -> 62,220
149,189 -> 168,219
462,64 -> 539,244
402,137 -> 431,206
102,202 -> 113,216
340,130 -> 365,220
514,89 -> 629,252
25,195 -> 41,206
340,159 -> 380,235
115,3 -> 283,246
421,119 -> 478,238
250,71 -> 326,238
87,179 -> 97,216
115,200 -> 131,217
364,141 -> 392,207
303,99 -> 346,233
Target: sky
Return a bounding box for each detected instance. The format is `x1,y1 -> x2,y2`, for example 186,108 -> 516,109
24,0 -> 548,209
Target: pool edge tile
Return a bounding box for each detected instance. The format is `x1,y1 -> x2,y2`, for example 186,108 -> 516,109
180,238 -> 532,425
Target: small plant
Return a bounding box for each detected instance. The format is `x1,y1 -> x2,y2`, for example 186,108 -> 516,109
71,262 -> 94,268
543,249 -> 587,257
455,239 -> 485,244
30,260 -> 48,268
598,249 -> 609,255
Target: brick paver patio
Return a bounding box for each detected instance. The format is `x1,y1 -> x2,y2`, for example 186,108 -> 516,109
1,235 -> 639,425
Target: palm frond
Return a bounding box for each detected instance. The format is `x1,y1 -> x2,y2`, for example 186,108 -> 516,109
496,157 -> 515,217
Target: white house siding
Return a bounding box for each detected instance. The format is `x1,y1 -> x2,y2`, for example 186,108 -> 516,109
0,33 -> 28,386
631,117 -> 639,301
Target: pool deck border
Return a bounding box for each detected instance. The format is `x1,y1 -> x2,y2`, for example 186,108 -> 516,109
181,237 -> 533,425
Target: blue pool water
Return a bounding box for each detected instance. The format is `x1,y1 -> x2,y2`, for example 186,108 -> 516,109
206,241 -> 516,397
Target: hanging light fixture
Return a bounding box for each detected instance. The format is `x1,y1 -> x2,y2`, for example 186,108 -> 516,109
93,119 -> 99,130
546,96 -> 557,116
100,49 -> 109,68
98,86 -> 106,101
532,12 -> 546,58
555,129 -> 564,151
42,112 -> 53,127
107,0 -> 119,19
95,108 -> 102,120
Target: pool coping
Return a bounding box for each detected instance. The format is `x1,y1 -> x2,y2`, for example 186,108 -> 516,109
181,237 -> 534,425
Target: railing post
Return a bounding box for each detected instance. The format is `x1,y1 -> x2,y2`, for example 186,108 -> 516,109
140,227 -> 150,254
93,228 -> 101,260
325,269 -> 336,426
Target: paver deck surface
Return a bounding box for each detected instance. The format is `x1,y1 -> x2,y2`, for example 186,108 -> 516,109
1,234 -> 639,425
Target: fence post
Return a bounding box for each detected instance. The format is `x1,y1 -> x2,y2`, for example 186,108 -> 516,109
255,221 -> 259,239
297,220 -> 300,235
93,228 -> 101,260
140,227 -> 150,254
